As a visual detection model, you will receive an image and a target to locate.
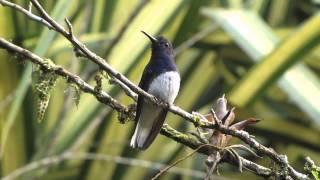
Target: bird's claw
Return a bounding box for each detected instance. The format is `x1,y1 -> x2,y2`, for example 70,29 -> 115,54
152,97 -> 169,107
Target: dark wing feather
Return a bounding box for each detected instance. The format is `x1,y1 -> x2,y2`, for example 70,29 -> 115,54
141,109 -> 168,149
134,67 -> 155,123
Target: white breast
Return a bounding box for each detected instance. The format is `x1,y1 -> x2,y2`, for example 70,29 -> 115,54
148,71 -> 180,104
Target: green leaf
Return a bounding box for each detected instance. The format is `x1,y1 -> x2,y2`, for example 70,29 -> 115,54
0,6 -> 27,175
201,9 -> 320,126
2,0 -> 72,158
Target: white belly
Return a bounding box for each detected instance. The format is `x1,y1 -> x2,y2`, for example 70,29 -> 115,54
147,71 -> 180,104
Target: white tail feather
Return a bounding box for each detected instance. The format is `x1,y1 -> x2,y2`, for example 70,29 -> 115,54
130,103 -> 161,149
130,121 -> 151,149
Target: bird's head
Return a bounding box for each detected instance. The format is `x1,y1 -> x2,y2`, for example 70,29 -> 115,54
141,31 -> 174,58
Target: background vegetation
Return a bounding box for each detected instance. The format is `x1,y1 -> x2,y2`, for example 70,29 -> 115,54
0,0 -> 319,179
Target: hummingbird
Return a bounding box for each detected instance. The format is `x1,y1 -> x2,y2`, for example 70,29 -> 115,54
130,31 -> 180,150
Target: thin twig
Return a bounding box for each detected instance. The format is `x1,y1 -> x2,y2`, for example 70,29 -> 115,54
0,38 -> 130,116
0,0 -> 53,29
109,78 -> 138,100
225,144 -> 260,158
236,156 -> 271,177
64,18 -> 74,38
160,124 -> 273,177
227,149 -> 243,173
216,125 -> 308,179
28,2 -> 32,12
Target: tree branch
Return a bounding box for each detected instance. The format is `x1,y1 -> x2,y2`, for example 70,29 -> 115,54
0,1 -> 310,179
0,38 -> 130,117
160,124 -> 273,178
0,38 -> 274,179
26,0 -> 212,128
216,124 -> 308,179
0,0 -> 53,29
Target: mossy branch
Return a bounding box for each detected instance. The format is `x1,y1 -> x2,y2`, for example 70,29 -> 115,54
0,1 -> 314,179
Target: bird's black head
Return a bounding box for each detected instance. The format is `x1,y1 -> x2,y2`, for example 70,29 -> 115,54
141,31 -> 174,58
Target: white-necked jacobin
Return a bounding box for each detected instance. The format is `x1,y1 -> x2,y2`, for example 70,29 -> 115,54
130,31 -> 180,150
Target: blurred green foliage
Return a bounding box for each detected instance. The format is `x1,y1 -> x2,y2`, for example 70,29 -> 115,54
0,0 -> 319,179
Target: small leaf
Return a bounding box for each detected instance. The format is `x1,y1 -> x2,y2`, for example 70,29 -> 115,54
203,113 -> 214,123
222,108 -> 236,126
230,118 -> 260,130
213,95 -> 228,120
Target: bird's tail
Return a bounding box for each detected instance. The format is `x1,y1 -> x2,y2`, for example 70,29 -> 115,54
130,109 -> 168,150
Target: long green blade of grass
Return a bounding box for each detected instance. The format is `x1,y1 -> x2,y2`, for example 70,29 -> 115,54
0,6 -> 27,176
2,0 -> 73,155
202,9 -> 320,125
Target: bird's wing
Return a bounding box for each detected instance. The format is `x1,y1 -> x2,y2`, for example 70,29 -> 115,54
134,67 -> 155,123
142,108 -> 168,148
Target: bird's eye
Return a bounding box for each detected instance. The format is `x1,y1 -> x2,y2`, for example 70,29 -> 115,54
164,43 -> 169,47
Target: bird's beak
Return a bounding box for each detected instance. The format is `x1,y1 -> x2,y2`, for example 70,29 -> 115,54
141,30 -> 157,43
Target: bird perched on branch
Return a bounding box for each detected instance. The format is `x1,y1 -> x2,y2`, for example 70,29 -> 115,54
130,31 -> 180,150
